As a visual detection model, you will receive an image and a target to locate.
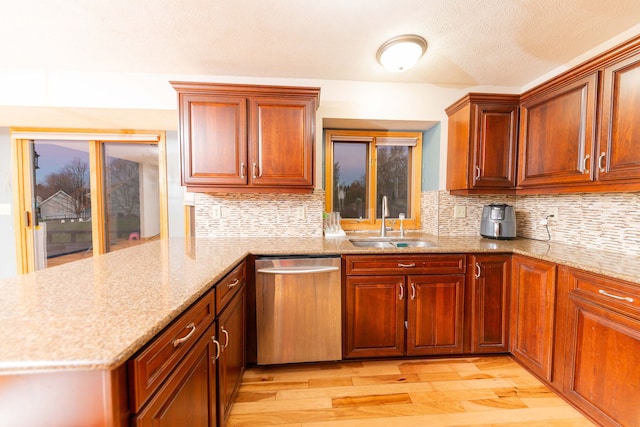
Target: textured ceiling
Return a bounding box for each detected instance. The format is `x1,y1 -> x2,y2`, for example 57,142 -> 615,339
1,0 -> 640,88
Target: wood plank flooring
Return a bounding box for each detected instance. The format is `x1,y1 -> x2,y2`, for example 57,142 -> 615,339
227,356 -> 595,427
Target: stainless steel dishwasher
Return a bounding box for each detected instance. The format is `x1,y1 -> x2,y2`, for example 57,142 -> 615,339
255,255 -> 341,365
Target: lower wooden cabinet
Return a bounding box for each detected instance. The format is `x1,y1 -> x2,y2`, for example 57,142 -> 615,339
130,261 -> 246,427
344,275 -> 405,358
343,255 -> 466,359
562,267 -> 640,427
407,275 -> 465,355
469,255 -> 510,353
217,284 -> 246,427
510,255 -> 557,382
133,323 -> 218,427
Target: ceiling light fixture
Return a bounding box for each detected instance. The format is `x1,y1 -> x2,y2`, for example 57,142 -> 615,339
376,34 -> 428,72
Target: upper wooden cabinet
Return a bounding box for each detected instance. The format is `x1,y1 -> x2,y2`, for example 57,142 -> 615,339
171,82 -> 320,193
446,94 -> 519,194
517,35 -> 640,193
518,72 -> 598,188
597,49 -> 640,182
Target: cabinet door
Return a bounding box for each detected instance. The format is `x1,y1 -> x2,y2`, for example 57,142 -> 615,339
179,94 -> 248,186
249,97 -> 314,188
344,276 -> 405,358
565,296 -> 640,427
598,51 -> 640,182
518,73 -> 598,187
218,286 -> 245,427
407,275 -> 465,355
134,323 -> 217,427
510,256 -> 557,382
472,103 -> 518,188
470,255 -> 510,353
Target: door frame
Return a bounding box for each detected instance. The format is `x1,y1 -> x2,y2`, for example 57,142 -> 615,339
11,128 -> 168,274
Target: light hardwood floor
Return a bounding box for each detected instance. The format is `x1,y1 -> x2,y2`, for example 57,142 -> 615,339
227,356 -> 595,427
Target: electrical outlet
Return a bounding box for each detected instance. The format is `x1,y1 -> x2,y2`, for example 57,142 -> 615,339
453,205 -> 466,218
295,206 -> 306,220
212,205 -> 221,219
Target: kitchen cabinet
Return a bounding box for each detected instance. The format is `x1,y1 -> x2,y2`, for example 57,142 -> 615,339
171,82 -> 320,193
129,260 -> 246,427
129,288 -> 218,426
343,254 -> 466,358
133,323 -> 218,427
216,282 -> 245,427
562,267 -> 640,427
510,255 -> 557,382
518,72 -> 598,189
597,48 -> 640,183
446,94 -> 519,194
468,254 -> 510,353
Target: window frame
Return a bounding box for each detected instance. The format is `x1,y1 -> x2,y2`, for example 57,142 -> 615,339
324,129 -> 422,232
11,128 -> 168,274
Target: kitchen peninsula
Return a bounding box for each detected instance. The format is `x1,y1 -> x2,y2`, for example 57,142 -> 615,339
1,235 -> 639,426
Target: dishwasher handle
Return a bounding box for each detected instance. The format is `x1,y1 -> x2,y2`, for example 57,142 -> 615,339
256,266 -> 339,275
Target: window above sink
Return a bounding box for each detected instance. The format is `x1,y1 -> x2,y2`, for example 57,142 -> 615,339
324,129 -> 423,232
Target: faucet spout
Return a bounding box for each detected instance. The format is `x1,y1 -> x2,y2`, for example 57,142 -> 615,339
380,195 -> 389,237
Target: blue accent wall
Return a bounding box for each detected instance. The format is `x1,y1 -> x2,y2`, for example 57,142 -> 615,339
421,123 -> 440,191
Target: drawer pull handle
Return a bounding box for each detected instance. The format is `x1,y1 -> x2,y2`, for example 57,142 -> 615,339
398,263 -> 416,268
475,262 -> 481,279
228,278 -> 240,289
212,337 -> 221,361
173,322 -> 196,348
240,162 -> 246,178
598,289 -> 634,303
221,327 -> 230,349
410,283 -> 416,300
475,166 -> 481,180
399,284 -> 404,300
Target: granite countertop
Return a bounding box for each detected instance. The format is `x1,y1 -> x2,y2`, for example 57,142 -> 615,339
1,234 -> 638,374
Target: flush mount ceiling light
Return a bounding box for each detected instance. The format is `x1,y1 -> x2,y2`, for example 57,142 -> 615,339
376,34 -> 428,72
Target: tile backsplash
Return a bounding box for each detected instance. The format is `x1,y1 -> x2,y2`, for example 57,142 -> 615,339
195,191 -> 324,237
429,190 -> 640,256
195,189 -> 640,255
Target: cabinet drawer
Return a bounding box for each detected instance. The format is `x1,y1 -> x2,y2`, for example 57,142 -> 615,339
569,269 -> 640,318
345,254 -> 466,275
129,288 -> 216,412
217,261 -> 246,314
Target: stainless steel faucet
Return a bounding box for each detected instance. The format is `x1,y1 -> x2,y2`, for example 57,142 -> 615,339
380,195 -> 389,237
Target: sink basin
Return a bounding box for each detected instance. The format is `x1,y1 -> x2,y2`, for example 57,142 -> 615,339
349,238 -> 437,248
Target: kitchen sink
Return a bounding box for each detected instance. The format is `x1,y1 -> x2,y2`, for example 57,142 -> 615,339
349,238 -> 438,248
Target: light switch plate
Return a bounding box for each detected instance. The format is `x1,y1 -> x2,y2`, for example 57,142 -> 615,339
0,203 -> 10,216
